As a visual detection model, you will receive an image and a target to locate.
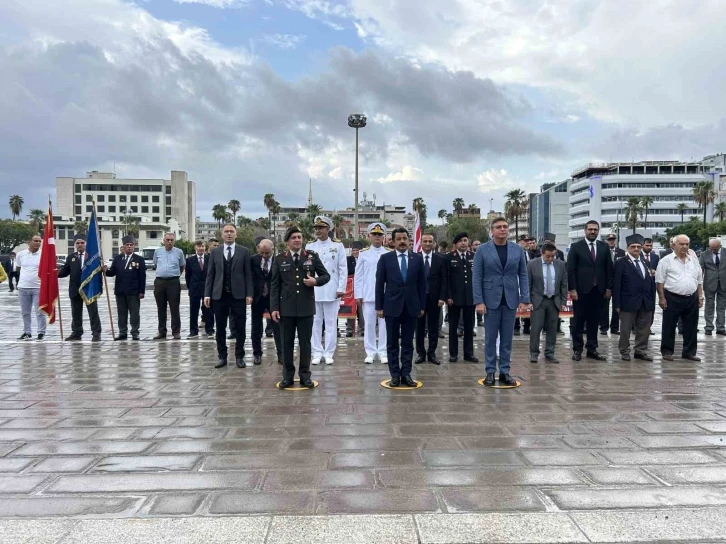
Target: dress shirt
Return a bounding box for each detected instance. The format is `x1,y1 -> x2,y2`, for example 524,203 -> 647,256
261,256 -> 271,272
588,241 -> 597,258
223,243 -> 235,260
655,252 -> 703,295
9,259 -> 15,272
153,246 -> 185,278
628,256 -> 644,279
397,250 -> 408,271
16,249 -> 42,289
541,260 -> 555,296
714,252 -> 721,265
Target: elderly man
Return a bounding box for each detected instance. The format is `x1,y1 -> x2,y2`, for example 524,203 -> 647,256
104,235 -> 146,341
656,234 -> 703,361
153,232 -> 185,340
58,233 -> 102,342
699,238 -> 726,336
601,233 -> 626,335
251,238 -> 282,365
613,234 -> 655,361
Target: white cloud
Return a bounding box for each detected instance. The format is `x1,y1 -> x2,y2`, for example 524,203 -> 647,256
328,166 -> 343,179
375,165 -> 424,183
262,33 -> 307,49
173,0 -> 247,6
476,169 -> 520,193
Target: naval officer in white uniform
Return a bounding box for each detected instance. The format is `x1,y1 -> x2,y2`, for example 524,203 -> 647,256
354,222 -> 390,364
306,215 -> 348,365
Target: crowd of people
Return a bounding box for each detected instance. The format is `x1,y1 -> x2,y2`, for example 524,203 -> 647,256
2,216 -> 725,389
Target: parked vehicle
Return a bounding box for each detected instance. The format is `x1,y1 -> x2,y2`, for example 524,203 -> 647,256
141,246 -> 161,270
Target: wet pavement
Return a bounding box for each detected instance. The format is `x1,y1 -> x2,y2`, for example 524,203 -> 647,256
1,280 -> 726,542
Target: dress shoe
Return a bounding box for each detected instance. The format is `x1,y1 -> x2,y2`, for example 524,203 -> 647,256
415,355 -> 426,364
523,329 -> 530,335
463,355 -> 479,363
610,330 -> 620,335
545,358 -> 559,364
530,356 -> 538,363
172,334 -> 181,340
428,355 -> 441,365
484,372 -> 495,386
449,356 -> 458,363
265,332 -> 274,338
457,328 -> 464,337
438,331 -> 445,338
662,354 -> 674,361
677,330 -> 683,335
227,334 -> 235,340
253,355 -> 262,365
186,333 -> 198,339
621,353 -> 631,361
513,329 -> 521,336
600,330 -> 608,336
65,335 -> 81,341
649,329 -> 655,335
215,359 -> 228,369
586,351 -> 607,361
236,358 -> 246,368
717,331 -> 726,336
300,378 -> 315,388
572,352 -> 582,361
278,379 -> 294,389
705,331 -> 713,335
92,336 -> 101,342
557,329 -> 565,335
683,355 -> 701,362
346,331 -> 353,337
153,333 -> 166,340
364,356 -> 374,364
132,335 -> 140,341
312,357 -> 321,366
499,373 -> 518,386
401,375 -> 417,387
634,353 -> 653,361
388,377 -> 401,387
206,330 -> 215,337
277,355 -> 283,365
472,329 -> 477,337
114,335 -> 128,341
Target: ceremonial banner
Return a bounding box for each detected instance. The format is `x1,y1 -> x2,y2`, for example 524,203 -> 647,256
79,209 -> 103,304
338,275 -> 357,318
38,202 -> 59,323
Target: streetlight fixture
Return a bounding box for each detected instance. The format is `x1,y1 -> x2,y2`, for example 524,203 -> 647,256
348,113 -> 367,239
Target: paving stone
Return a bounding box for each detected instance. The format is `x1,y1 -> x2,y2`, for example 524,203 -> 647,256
521,451 -> 602,466
10,441 -> 153,456
634,421 -> 707,434
152,439 -> 284,454
267,514 -> 417,544
46,472 -> 260,493
148,494 -> 205,515
601,450 -> 720,465
0,458 -> 35,473
319,490 -> 439,514
0,441 -> 22,456
287,438 -> 423,451
560,436 -> 637,449
421,452 -> 523,468
263,470 -> 375,490
89,455 -> 200,473
440,488 -> 546,512
378,468 -> 584,488
30,457 -> 97,473
0,475 -> 49,493
645,411 -> 725,421
457,436 -> 564,449
202,452 -> 329,470
547,486 -> 726,510
329,452 -> 423,469
579,468 -> 657,485
695,420 -> 726,433
649,466 -> 726,484
0,429 -> 97,441
209,491 -> 316,514
0,497 -> 143,517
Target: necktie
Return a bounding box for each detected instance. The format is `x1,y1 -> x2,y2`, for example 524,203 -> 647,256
589,243 -> 596,261
611,249 -> 616,262
226,247 -> 232,262
400,253 -> 407,281
263,258 -> 269,276
645,253 -> 650,264
79,252 -> 84,268
262,258 -> 269,297
294,253 -> 299,267
545,262 -> 553,296
425,255 -> 430,277
716,253 -> 721,267
635,260 -> 644,279
199,256 -> 204,270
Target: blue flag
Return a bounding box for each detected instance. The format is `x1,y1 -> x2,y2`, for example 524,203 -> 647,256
79,209 -> 103,304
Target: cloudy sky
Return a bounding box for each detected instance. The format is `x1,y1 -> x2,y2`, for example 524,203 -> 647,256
2,0 -> 725,221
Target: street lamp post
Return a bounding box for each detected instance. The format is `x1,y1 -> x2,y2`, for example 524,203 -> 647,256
348,113 -> 367,239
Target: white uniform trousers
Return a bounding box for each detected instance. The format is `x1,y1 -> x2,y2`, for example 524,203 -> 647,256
363,301 -> 387,357
312,300 -> 341,359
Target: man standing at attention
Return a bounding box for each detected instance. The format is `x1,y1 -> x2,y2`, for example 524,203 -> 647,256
251,239 -> 282,365
104,236 -> 145,341
415,233 -> 447,365
2,252 -> 18,292
699,238 -> 726,336
306,216 -> 348,365
204,224 -> 253,369
153,232 -> 185,340
473,218 -> 530,386
346,241 -> 364,337
354,223 -> 390,364
600,233 -> 625,336
566,220 -> 613,361
185,240 -> 212,338
446,232 -> 478,362
375,228 -> 427,387
514,234 -> 532,336
15,235 -> 46,340
58,234 -> 102,342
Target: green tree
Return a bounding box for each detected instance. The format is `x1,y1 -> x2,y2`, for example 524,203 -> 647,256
305,203 -> 322,220
693,180 -> 717,228
73,220 -> 88,236
174,239 -> 195,256
255,217 -> 271,231
412,197 -> 428,227
446,217 -> 490,244
8,195 -> 24,221
714,202 -> 726,223
623,197 -> 642,234
285,212 -> 301,227
452,197 -> 465,217
0,219 -> 36,253
504,189 -> 527,240
270,200 -> 281,240
121,213 -> 141,238
331,214 -> 345,239
639,196 -> 654,228
212,204 -> 227,228
676,203 -> 688,224
27,209 -> 45,234
437,209 -> 447,225
237,215 -> 253,228
263,193 -> 276,237
227,199 -> 241,224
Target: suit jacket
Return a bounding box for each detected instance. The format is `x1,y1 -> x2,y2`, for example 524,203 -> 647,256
204,244 -> 253,300
612,256 -> 655,312
566,239 -> 614,295
421,251 -> 447,303
250,253 -> 275,302
607,247 -> 626,263
445,250 -> 475,306
58,251 -> 102,299
2,259 -> 18,277
105,253 -> 146,296
527,258 -> 568,310
699,249 -> 726,293
375,250 -> 427,318
270,249 -> 330,317
641,251 -> 659,272
347,255 -> 357,276
184,253 -> 209,298
472,241 -> 530,310
555,249 -> 565,262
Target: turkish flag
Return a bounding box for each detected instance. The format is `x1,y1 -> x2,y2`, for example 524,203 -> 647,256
38,203 -> 59,324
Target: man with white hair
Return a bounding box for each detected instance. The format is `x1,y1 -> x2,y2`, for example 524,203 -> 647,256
656,234 -> 703,361
699,238 -> 726,336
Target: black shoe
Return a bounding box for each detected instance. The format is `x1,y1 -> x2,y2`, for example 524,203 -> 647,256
206,330 -> 215,337
253,355 -> 262,365
346,332 -> 353,338
389,377 -> 401,387
572,352 -> 582,361
187,333 -> 199,339
718,331 -> 726,336
523,329 -> 530,335
428,355 -> 441,365
499,373 -> 517,386
649,329 -> 655,335
484,372 -> 495,386
215,359 -> 228,369
530,356 -> 538,363
634,353 -> 653,361
449,356 -> 458,363
277,355 -> 283,365
36,333 -> 45,341
17,333 -> 32,340
153,333 -> 166,340
114,335 -> 128,341
227,334 -> 235,340
401,375 -> 417,387
513,330 -> 521,336
557,329 -> 564,335
415,354 -> 426,364
677,330 -> 683,335
545,358 -> 559,364
610,330 -> 620,335
132,335 -> 140,341
91,336 -> 101,342
266,333 -> 274,338
600,330 -> 608,336
65,335 -> 82,341
279,379 -> 294,389
621,354 -> 631,361
300,377 -> 315,388
683,355 -> 701,362
705,331 -> 713,335
586,351 -> 607,361
463,355 -> 479,363
457,329 -> 464,337
236,358 -> 246,368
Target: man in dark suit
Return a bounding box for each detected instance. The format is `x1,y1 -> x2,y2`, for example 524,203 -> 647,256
641,237 -> 659,334
600,233 -> 626,335
185,240 -> 213,338
251,238 -> 282,365
542,233 -> 565,261
346,241 -> 365,337
376,227 -> 427,387
445,232 -> 478,362
58,233 -> 102,341
699,238 -> 726,336
514,235 -> 533,335
566,220 -> 614,361
104,235 -> 145,341
271,227 -> 330,388
613,234 -> 656,361
204,224 -> 253,369
415,233 -> 447,365
2,252 -> 19,291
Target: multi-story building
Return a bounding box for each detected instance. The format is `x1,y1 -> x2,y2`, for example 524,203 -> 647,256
195,218 -> 218,242
702,153 -> 726,201
456,206 -> 481,219
529,180 -> 570,247
54,170 -> 196,257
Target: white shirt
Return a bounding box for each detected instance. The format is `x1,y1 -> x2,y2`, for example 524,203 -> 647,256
713,252 -> 721,264
588,241 -> 597,258
9,259 -> 15,272
260,256 -> 271,271
16,249 -> 42,289
306,237 -> 347,301
397,250 -> 409,271
354,245 -> 389,302
223,243 -> 235,259
655,252 -> 703,295
628,256 -> 644,278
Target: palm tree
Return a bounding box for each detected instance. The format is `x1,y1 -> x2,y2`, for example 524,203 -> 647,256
256,217 -> 271,230
639,196 -> 654,229
27,209 -> 45,234
8,195 -> 24,221
693,180 -> 717,227
305,204 -> 322,220
676,203 -> 688,224
227,199 -> 241,224
285,212 -> 301,227
412,197 -> 427,226
122,213 -> 141,238
452,198 -> 465,217
237,215 -> 253,228
73,220 -> 88,236
270,200 -> 281,239
212,204 -> 227,228
331,214 -> 345,238
623,197 -> 642,234
504,189 -> 527,240
438,209 -> 447,225
714,202 -> 726,223
263,193 -> 276,235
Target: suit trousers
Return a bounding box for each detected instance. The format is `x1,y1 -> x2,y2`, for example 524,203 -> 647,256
312,301 -> 341,359
8,272 -> 18,291
529,297 -> 558,359
281,315 -> 313,381
189,295 -> 213,335
572,289 -> 605,354
484,304 -> 517,374
363,301 -> 387,357
18,288 -> 46,335
416,295 -> 441,357
385,304 -> 416,379
212,292 -> 247,360
70,296 -> 101,337
703,288 -> 726,333
448,304 -> 474,358
600,297 -> 620,333
116,295 -> 140,337
252,297 -> 281,358
661,291 -> 699,358
346,304 -> 365,334
618,305 -> 652,355
153,277 -> 181,335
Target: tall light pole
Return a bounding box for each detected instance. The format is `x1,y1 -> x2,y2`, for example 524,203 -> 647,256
348,113 -> 367,239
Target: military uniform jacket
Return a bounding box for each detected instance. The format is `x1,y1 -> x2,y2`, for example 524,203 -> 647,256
105,253 -> 146,296
270,249 -> 331,317
446,250 -> 475,306
353,245 -> 390,302
58,251 -> 103,299
305,238 -> 348,301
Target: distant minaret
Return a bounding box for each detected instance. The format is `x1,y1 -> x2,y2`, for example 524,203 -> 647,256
308,178 -> 313,206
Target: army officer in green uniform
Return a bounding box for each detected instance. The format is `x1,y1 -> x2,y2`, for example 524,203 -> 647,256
271,226 -> 330,388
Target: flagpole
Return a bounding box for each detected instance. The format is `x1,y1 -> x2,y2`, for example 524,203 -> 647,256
52,194 -> 64,340
93,201 -> 116,339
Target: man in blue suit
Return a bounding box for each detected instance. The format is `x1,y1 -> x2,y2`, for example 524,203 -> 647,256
473,217 -> 531,386
375,227 -> 427,387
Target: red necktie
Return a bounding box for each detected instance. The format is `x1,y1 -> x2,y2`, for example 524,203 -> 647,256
589,243 -> 596,261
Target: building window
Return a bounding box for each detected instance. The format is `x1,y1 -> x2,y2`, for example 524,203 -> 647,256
166,186 -> 171,194
112,229 -> 119,238
109,205 -> 116,212
130,206 -> 138,213
141,206 -> 149,213
130,195 -> 138,202
166,207 -> 171,217
58,227 -> 65,240
166,196 -> 171,205
142,195 -> 148,203
97,195 -> 105,202
152,196 -> 160,203
152,206 -> 160,213
86,195 -> 93,202
75,195 -> 81,204
97,205 -> 105,212
109,195 -> 116,202
120,195 -> 127,202
74,184 -> 81,193
120,206 -> 127,213
149,231 -> 159,239
153,216 -> 160,222
86,205 -> 93,213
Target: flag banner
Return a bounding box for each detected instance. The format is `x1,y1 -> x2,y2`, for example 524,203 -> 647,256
79,209 -> 103,305
413,212 -> 421,252
338,275 -> 357,318
516,293 -> 574,318
38,202 -> 59,324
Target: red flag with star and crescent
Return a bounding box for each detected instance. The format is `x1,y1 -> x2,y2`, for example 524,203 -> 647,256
38,202 -> 59,324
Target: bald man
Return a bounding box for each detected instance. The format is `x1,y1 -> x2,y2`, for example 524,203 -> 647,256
251,239 -> 282,365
